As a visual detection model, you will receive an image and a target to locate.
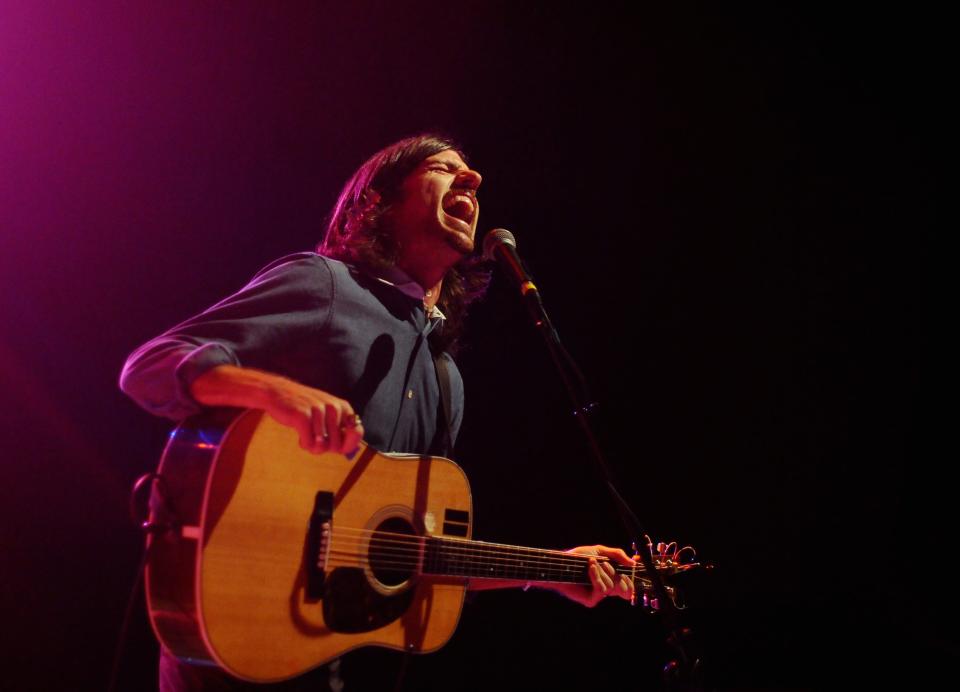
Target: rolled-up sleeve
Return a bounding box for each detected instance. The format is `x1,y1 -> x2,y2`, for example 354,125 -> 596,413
119,253 -> 333,420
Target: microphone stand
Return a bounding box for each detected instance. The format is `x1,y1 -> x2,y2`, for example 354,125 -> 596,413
518,285 -> 704,691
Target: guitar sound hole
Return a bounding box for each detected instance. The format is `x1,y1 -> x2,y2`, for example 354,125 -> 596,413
369,517 -> 417,587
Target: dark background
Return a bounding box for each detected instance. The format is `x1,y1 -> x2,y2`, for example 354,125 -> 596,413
0,3 -> 946,690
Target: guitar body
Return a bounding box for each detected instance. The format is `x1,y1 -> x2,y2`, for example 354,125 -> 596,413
146,408 -> 473,683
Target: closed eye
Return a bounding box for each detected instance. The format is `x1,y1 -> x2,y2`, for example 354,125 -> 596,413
427,162 -> 464,174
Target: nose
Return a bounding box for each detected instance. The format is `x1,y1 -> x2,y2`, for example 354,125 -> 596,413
454,167 -> 482,192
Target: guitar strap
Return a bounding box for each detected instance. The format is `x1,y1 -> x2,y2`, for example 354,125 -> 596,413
432,352 -> 455,457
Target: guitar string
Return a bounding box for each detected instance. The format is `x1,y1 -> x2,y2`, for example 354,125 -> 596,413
329,525 -> 630,560
323,548 -> 653,578
323,557 -> 592,581
323,534 -> 667,573
321,555 -> 656,590
314,528 -> 684,578
317,526 -> 690,574
325,525 -> 693,566
324,526 -> 648,568
321,563 -> 618,586
324,546 -> 648,576
322,540 -> 641,572
323,538 -> 667,573
325,548 -> 598,573
325,538 -> 618,568
321,558 -> 650,586
327,525 -> 688,568
322,560 -> 648,585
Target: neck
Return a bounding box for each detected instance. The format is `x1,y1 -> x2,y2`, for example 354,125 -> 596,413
396,253 -> 454,310
423,279 -> 442,310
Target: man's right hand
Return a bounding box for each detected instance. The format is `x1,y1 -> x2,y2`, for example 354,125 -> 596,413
190,365 -> 364,455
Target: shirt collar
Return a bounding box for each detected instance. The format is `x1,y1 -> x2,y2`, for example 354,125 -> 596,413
371,265 -> 447,321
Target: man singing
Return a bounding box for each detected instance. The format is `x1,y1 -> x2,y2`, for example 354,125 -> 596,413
121,134 -> 635,690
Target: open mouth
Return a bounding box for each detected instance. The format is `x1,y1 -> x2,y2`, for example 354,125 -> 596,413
442,191 -> 477,228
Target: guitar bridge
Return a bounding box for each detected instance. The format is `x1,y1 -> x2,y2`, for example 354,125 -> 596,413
305,491 -> 334,600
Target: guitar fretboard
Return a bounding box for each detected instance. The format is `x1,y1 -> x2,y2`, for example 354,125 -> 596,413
423,536 -> 594,584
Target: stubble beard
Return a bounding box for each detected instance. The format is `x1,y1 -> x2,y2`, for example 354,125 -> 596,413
445,228 -> 475,256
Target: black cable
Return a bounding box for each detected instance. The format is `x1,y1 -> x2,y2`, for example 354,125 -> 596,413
108,472 -> 177,692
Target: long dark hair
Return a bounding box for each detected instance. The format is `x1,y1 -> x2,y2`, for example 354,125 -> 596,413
318,134 -> 489,354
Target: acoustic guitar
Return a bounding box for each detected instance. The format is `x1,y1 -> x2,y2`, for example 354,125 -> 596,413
145,409 -> 695,683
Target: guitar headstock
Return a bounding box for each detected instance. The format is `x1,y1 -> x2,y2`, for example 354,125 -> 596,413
631,536 -> 701,611
648,538 -> 699,571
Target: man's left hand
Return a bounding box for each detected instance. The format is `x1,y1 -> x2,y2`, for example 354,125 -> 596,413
548,545 -> 637,608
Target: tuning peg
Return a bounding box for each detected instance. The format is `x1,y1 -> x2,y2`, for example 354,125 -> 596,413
640,591 -> 661,610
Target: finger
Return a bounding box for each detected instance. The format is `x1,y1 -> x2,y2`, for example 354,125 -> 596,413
289,408 -> 316,452
296,417 -> 314,452
595,546 -> 636,566
343,426 -> 363,454
310,406 -> 329,453
591,560 -> 611,593
597,565 -> 614,593
341,414 -> 363,454
600,559 -> 617,580
587,560 -> 607,594
592,560 -> 613,593
325,403 -> 343,453
337,406 -> 360,452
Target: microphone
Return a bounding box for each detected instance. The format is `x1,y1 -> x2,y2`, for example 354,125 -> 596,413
482,228 -> 536,295
482,228 -> 552,331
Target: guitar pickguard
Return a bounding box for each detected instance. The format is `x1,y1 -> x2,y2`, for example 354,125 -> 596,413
322,568 -> 416,633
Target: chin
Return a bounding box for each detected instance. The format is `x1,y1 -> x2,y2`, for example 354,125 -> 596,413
446,231 -> 475,256
437,217 -> 475,256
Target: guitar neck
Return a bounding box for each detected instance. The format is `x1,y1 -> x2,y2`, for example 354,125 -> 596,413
423,536 -> 625,585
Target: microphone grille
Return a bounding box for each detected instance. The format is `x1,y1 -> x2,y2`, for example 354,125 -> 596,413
482,228 -> 517,261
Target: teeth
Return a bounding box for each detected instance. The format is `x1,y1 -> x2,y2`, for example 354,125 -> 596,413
443,193 -> 475,223
444,194 -> 474,211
